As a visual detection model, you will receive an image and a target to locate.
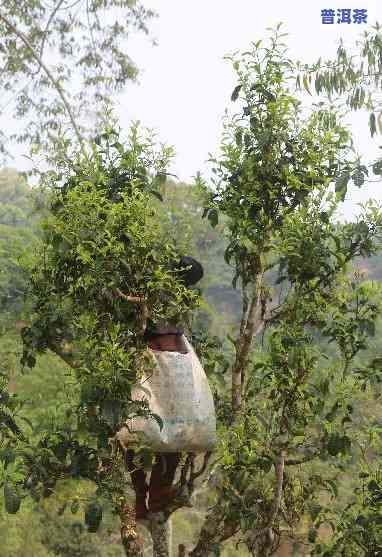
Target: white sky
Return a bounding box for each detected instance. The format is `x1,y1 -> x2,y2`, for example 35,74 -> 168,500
115,0 -> 381,219
5,0 -> 382,219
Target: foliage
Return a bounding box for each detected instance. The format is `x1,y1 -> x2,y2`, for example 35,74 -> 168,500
0,168 -> 40,326
312,467 -> 382,556
0,0 -> 155,168
7,123 -> 205,551
190,27 -> 382,557
2,20 -> 382,557
296,21 -> 382,182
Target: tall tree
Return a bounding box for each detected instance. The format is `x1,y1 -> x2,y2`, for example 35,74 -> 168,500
187,27 -> 382,556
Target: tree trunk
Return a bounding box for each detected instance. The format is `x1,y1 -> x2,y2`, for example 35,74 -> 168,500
231,268 -> 263,421
150,511 -> 172,557
117,502 -> 145,557
188,499 -> 238,557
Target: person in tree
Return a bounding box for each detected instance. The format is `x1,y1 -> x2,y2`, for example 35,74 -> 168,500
122,255 -> 204,518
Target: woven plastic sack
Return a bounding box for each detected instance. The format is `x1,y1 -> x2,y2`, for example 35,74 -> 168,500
117,336 -> 216,452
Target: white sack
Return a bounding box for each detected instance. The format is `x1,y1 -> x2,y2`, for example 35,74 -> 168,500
118,336 -> 216,452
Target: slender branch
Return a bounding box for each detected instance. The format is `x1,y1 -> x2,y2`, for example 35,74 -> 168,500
188,495 -> 240,557
114,289 -> 146,303
246,451 -> 285,549
0,10 -> 86,157
231,265 -> 264,421
39,0 -> 67,62
113,289 -> 148,334
189,451 -> 212,482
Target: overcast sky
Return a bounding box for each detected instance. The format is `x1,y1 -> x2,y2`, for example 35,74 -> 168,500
5,0 -> 382,219
114,0 -> 381,219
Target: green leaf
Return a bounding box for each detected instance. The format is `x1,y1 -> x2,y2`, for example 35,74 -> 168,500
231,84 -> 242,102
319,211 -> 330,224
308,527 -> 318,543
152,412 -> 164,432
85,501 -> 102,532
256,457 -> 272,473
235,129 -> 243,146
4,483 -> 21,514
148,190 -> 163,202
303,75 -> 312,96
352,169 -> 365,187
369,112 -> 377,137
335,172 -> 350,201
372,160 -> 382,175
71,499 -> 80,514
326,433 -> 351,456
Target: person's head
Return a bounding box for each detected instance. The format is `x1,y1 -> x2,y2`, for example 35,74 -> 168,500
175,256 -> 204,287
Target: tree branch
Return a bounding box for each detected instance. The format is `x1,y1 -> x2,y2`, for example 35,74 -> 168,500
39,0 -> 67,62
246,451 -> 285,550
188,495 -> 240,557
0,10 -> 86,157
46,337 -> 81,369
231,265 -> 264,421
190,451 -> 212,483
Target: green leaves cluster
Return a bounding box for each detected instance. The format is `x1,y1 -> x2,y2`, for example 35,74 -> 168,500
312,468 -> 382,556
194,28 -> 382,556
12,125 -> 202,525
198,29 -> 356,290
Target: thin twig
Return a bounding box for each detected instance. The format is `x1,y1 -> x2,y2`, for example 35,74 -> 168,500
190,451 -> 212,482
115,289 -> 146,303
247,451 -> 285,545
38,0 -> 67,62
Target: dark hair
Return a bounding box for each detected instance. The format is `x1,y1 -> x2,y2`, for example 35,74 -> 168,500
176,256 -> 204,287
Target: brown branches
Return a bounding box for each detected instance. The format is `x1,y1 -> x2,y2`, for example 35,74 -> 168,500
190,452 -> 212,483
114,288 -> 146,304
246,451 -> 285,552
113,288 -> 148,335
189,495 -> 241,557
178,544 -> 186,557
231,266 -> 264,421
119,502 -> 144,557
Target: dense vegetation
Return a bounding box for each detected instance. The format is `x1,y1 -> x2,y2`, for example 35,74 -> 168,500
0,6 -> 382,557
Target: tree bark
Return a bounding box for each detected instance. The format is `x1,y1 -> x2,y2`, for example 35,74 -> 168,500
149,511 -> 172,557
43,336 -> 148,556
245,451 -> 285,556
231,267 -> 264,421
188,497 -> 239,557
120,504 -> 145,557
